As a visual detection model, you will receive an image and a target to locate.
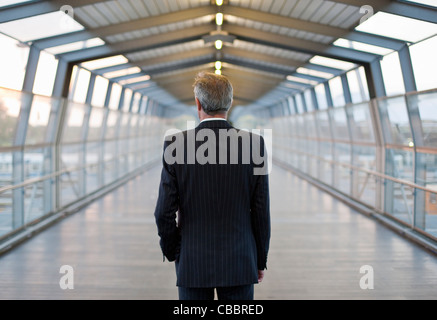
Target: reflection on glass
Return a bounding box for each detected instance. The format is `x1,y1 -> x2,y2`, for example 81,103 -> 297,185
62,103 -> 86,143
87,107 -> 105,141
304,114 -> 317,138
330,108 -> 350,141
386,148 -> 414,181
316,111 -> 331,138
386,182 -> 415,226
334,143 -> 351,195
348,103 -> 375,143
408,91 -> 437,148
379,97 -> 413,146
352,146 -> 377,207
26,96 -> 52,145
0,189 -> 13,237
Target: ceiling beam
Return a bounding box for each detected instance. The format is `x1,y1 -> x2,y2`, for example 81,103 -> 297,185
385,2 -> 437,24
222,46 -> 303,68
59,25 -> 216,63
226,24 -> 328,55
226,24 -> 379,64
132,47 -> 216,70
222,5 -> 345,38
222,56 -> 291,76
330,0 -> 390,8
146,57 -> 214,76
223,4 -> 407,50
33,6 -> 216,49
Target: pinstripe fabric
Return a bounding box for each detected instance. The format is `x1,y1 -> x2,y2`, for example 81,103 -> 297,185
154,120 -> 270,288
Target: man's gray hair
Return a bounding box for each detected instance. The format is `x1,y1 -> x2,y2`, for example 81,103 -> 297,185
193,71 -> 233,115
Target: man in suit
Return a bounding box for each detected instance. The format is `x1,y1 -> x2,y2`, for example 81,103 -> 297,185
154,72 -> 270,300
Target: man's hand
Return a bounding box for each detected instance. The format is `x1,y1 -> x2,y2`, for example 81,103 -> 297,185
258,270 -> 265,283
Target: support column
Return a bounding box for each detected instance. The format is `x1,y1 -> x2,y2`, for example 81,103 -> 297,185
22,45 -> 40,93
324,82 -> 334,108
398,45 -> 417,93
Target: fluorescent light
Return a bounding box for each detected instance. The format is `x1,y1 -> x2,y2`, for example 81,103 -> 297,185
216,0 -> 224,6
46,38 -> 105,55
215,69 -> 222,75
334,38 -> 393,56
215,61 -> 222,70
296,67 -> 333,79
103,67 -> 141,79
215,39 -> 223,50
286,76 -> 318,85
310,56 -> 356,71
81,55 -> 128,70
119,75 -> 151,85
216,13 -> 224,26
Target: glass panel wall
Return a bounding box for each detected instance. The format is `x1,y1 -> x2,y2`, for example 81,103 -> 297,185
0,87 -> 193,245
246,89 -> 437,241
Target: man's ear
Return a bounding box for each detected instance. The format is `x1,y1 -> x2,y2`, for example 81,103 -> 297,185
195,98 -> 202,111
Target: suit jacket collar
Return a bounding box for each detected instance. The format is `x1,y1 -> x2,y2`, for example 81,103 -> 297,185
197,119 -> 233,129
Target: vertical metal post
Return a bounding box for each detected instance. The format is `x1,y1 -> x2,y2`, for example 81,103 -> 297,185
291,95 -> 299,114
341,74 -> 352,105
310,87 -> 319,111
85,73 -> 96,105
104,82 -> 113,108
300,92 -> 308,113
367,59 -> 386,99
12,93 -> 33,228
398,45 -> 417,93
324,82 -> 334,108
42,97 -> 63,215
52,59 -> 68,98
22,45 -> 40,93
118,87 -> 126,111
406,94 -> 425,230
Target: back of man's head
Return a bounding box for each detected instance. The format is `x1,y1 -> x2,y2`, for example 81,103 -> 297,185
193,72 -> 233,116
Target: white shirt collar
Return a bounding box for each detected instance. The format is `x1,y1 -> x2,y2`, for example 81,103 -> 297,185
200,118 -> 227,123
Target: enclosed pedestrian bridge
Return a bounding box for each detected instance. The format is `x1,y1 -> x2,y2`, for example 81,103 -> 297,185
0,0 -> 436,300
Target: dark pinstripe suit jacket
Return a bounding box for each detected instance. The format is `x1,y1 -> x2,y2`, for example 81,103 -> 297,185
154,120 -> 270,288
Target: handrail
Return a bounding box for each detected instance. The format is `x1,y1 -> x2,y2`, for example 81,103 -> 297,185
0,145 -> 162,194
273,143 -> 437,195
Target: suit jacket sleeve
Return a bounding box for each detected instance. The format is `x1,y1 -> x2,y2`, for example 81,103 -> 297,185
251,136 -> 271,270
154,140 -> 180,262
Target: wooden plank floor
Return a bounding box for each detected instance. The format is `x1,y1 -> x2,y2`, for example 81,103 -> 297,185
0,165 -> 436,300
